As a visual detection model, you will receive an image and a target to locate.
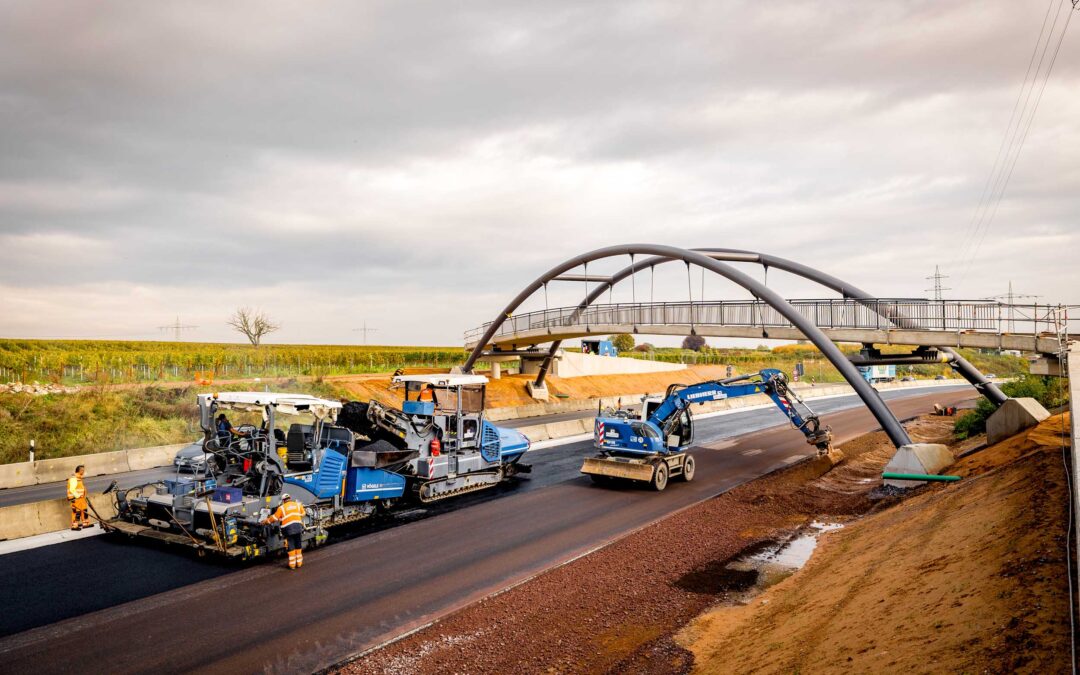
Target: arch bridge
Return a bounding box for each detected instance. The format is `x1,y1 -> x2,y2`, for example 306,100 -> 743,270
461,245 -> 1075,452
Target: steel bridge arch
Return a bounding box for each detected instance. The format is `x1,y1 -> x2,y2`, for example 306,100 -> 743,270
462,244 -> 913,448
520,248 -> 1007,407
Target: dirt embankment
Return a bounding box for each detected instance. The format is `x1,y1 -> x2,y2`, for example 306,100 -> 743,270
344,411 -> 1075,675
330,365 -> 733,410
680,412 -> 1073,673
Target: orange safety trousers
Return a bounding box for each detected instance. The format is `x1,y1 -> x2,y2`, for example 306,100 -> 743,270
288,548 -> 304,569
70,497 -> 89,527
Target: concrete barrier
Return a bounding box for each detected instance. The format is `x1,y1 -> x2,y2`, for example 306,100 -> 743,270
0,493 -> 118,541
0,443 -> 188,491
33,450 -> 133,485
544,419 -> 590,440
0,462 -> 36,491
517,424 -> 550,443
128,444 -> 188,471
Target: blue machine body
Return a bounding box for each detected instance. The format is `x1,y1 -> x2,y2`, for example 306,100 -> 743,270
594,368 -> 829,456
284,448 -> 407,502
593,417 -> 666,455
344,467 -> 407,502
402,400 -> 435,416
491,422 -> 530,462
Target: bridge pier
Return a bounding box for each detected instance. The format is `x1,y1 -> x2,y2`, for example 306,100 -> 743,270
1030,356 -> 1064,377
985,398 -> 1051,445
883,443 -> 954,488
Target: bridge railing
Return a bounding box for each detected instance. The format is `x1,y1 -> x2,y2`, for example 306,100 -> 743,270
464,299 -> 1074,345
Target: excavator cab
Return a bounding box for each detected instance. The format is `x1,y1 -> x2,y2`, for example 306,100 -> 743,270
641,398 -> 694,450
665,408 -> 694,449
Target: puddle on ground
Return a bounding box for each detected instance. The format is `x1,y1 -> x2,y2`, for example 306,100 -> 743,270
675,521 -> 844,605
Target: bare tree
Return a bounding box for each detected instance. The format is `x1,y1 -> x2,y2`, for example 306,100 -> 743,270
228,307 -> 280,347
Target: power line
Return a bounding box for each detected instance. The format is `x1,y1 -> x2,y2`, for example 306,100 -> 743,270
157,317 -> 198,341
925,265 -> 950,301
352,321 -> 379,345
957,0 -> 1077,281
982,280 -> 1041,332
953,0 -> 1056,267
966,2 -> 1076,270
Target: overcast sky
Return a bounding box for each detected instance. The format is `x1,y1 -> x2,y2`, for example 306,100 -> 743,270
1,1 -> 1077,346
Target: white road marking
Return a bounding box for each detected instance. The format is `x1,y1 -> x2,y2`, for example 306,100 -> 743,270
741,449 -> 764,456
0,525 -> 104,556
782,455 -> 805,464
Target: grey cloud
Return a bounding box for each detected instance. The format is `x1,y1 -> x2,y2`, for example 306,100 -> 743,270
0,0 -> 1076,343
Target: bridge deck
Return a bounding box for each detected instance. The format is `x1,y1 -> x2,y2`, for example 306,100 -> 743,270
465,299 -> 1072,355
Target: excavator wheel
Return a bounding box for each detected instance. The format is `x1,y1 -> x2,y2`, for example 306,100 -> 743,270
651,462 -> 669,491
680,454 -> 696,482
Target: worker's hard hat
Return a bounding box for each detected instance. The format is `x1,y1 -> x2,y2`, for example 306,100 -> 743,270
280,493 -> 291,501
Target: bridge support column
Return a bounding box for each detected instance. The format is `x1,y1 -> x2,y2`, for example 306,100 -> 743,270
883,444 -> 954,488
533,341 -> 562,389
1030,356 -> 1064,377
525,380 -> 549,401
985,398 -> 1050,445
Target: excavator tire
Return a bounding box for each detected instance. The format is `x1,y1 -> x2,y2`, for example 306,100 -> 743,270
651,461 -> 668,491
680,454 -> 696,482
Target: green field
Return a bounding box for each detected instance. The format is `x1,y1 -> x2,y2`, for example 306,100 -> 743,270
0,339 -> 470,385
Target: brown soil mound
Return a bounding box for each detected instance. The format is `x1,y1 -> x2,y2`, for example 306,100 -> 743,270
330,365 -> 732,410
680,413 -> 1073,674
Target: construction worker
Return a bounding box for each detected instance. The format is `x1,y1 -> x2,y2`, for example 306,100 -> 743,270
67,464 -> 90,530
261,493 -> 306,569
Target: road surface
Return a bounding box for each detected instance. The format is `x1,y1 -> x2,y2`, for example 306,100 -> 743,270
0,387 -> 974,673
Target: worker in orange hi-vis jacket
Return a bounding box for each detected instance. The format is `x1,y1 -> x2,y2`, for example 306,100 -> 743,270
67,465 -> 90,530
261,493 -> 306,569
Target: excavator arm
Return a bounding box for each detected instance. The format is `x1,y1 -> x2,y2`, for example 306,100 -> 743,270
648,369 -> 833,454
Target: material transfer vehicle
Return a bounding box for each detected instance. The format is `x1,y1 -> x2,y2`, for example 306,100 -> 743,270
105,375 -> 530,560
581,369 -> 832,491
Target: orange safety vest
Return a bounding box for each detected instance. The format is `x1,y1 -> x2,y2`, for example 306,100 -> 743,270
67,474 -> 85,500
271,500 -> 305,528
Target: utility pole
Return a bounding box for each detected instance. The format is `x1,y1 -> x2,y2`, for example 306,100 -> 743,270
984,281 -> 1040,333
352,321 -> 379,345
925,266 -> 950,301
158,317 -> 198,341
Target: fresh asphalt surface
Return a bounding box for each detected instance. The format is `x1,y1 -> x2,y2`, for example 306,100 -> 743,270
0,386 -> 974,673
